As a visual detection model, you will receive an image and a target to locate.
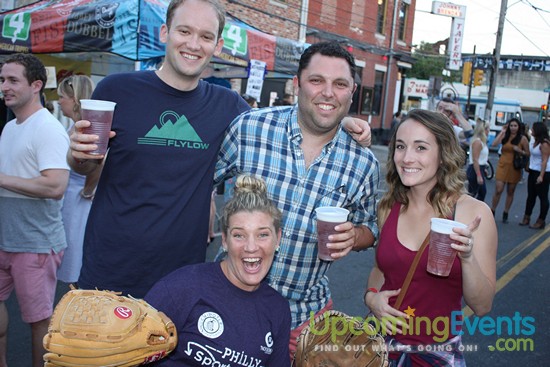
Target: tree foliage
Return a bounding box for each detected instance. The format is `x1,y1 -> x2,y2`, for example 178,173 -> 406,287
407,42 -> 459,83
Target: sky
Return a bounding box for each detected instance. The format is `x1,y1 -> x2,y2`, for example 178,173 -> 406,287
412,0 -> 550,57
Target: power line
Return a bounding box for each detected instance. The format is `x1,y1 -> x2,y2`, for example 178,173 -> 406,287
504,18 -> 550,56
503,0 -> 550,56
522,0 -> 550,14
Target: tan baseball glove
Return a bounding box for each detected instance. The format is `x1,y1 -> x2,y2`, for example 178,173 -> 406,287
43,289 -> 177,367
293,310 -> 388,367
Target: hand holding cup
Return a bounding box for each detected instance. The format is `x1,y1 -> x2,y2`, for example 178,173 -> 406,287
427,218 -> 468,276
315,206 -> 350,261
77,99 -> 117,156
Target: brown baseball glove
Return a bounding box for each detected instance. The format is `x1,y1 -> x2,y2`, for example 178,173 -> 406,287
293,310 -> 388,367
43,289 -> 177,367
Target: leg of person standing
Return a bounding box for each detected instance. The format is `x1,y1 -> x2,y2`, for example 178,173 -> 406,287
477,169 -> 487,201
466,165 -> 480,199
0,302 -> 7,367
3,251 -> 63,367
520,170 -> 538,226
530,171 -> 549,229
31,319 -> 50,366
491,180 -> 505,216
503,183 -> 518,223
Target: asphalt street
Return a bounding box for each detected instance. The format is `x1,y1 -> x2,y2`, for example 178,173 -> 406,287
4,144 -> 549,366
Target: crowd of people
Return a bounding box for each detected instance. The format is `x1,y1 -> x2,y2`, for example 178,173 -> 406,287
0,0 -> 547,366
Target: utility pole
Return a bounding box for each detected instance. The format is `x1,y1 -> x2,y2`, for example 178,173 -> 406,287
466,45 -> 476,115
485,0 -> 508,122
380,0 -> 400,134
298,0 -> 310,42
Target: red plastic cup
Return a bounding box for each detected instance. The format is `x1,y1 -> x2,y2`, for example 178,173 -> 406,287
80,99 -> 116,155
427,218 -> 467,276
315,206 -> 350,261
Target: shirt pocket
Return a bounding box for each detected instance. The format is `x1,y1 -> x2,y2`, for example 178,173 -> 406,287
314,184 -> 349,210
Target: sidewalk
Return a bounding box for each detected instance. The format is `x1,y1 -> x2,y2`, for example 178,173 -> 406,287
369,144 -> 389,193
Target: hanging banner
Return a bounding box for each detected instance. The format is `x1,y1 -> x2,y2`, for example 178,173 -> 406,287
0,0 -> 306,74
0,0 -> 168,60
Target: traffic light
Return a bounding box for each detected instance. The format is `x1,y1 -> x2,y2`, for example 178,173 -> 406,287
473,69 -> 484,86
542,104 -> 548,111
462,61 -> 472,85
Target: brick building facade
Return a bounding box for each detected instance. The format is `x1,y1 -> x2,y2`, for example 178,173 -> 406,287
224,0 -> 417,136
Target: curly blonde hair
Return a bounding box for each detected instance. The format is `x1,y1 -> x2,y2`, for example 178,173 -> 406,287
378,109 -> 466,225
221,175 -> 282,234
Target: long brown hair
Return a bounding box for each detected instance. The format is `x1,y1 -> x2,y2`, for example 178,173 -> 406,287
378,109 -> 466,225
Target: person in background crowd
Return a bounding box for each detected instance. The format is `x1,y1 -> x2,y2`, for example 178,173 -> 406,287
519,122 -> 549,229
390,110 -> 402,135
146,175 -> 291,366
272,93 -> 294,106
241,93 -> 258,108
435,97 -> 473,142
490,118 -> 530,223
214,41 -> 380,357
365,109 -> 497,366
56,75 -> 99,286
0,53 -> 70,367
467,119 -> 490,201
282,93 -> 294,105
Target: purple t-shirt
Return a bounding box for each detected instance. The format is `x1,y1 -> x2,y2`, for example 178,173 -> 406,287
145,262 -> 291,366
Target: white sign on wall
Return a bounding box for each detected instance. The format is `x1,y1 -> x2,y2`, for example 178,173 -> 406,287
45,66 -> 57,89
403,79 -> 430,98
245,59 -> 266,102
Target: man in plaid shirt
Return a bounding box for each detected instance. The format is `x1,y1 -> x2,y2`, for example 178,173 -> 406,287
215,41 -> 380,356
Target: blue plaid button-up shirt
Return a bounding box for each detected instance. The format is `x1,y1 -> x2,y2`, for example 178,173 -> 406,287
215,105 -> 380,328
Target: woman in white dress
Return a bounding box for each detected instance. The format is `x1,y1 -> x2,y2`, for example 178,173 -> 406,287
467,120 -> 490,201
56,75 -> 100,285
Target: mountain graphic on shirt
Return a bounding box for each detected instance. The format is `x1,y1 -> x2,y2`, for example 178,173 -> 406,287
137,111 -> 208,149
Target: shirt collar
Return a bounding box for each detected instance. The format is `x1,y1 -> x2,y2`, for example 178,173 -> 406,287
287,104 -> 343,153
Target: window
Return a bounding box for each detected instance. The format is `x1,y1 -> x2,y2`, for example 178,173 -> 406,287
376,0 -> 387,34
398,1 -> 409,41
360,87 -> 374,114
349,66 -> 363,115
465,103 -> 477,119
371,71 -> 385,115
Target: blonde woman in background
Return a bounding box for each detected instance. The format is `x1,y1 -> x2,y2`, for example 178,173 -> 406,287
467,120 -> 490,201
56,75 -> 100,286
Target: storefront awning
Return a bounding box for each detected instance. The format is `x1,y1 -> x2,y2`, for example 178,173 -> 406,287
0,0 -> 307,74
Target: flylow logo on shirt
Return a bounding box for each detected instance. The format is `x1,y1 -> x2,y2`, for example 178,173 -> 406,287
137,111 -> 209,150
